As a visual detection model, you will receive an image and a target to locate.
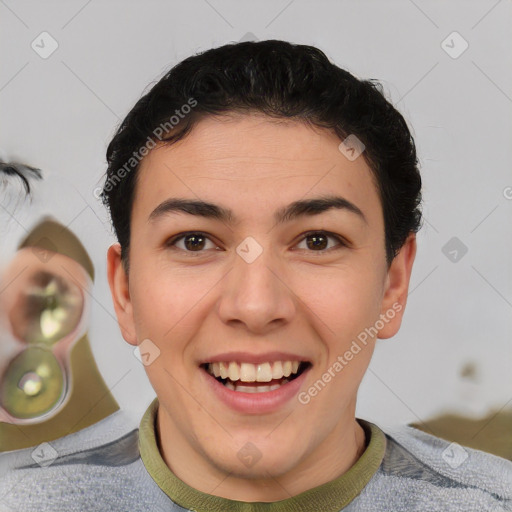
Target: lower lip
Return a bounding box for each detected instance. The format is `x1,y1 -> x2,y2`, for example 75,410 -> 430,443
201,366 -> 311,415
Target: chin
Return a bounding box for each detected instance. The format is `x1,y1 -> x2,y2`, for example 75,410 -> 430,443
206,441 -> 302,480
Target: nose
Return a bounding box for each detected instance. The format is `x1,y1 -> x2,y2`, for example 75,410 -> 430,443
216,239 -> 296,334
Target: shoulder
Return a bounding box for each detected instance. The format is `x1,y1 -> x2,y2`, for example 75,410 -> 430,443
355,422 -> 512,511
0,411 -> 173,512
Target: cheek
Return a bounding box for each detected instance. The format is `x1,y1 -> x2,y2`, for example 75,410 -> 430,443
129,267 -> 205,362
299,266 -> 383,344
307,272 -> 380,405
129,258 -> 180,328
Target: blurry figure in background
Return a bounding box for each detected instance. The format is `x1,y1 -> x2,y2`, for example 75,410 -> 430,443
0,161 -> 119,451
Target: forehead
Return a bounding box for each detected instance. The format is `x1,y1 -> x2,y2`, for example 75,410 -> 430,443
133,114 -> 381,226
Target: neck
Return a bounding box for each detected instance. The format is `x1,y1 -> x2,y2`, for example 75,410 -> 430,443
156,405 -> 367,502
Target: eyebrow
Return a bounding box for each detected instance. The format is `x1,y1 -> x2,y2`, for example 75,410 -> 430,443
148,195 -> 367,226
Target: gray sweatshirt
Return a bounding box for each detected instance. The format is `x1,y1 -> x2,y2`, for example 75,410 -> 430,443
0,398 -> 511,511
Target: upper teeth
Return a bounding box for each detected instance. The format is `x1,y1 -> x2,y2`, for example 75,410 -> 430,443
207,361 -> 301,382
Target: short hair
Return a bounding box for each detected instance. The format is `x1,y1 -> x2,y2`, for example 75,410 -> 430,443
0,161 -> 42,196
101,40 -> 422,271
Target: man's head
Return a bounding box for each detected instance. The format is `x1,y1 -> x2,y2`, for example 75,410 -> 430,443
104,40 -> 421,491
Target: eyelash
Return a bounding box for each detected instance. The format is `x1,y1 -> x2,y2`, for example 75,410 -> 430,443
165,231 -> 348,256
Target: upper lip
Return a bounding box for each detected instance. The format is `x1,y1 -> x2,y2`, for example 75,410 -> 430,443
200,351 -> 311,365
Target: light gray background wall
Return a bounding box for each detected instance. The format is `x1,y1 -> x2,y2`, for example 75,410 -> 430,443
1,0 -> 511,430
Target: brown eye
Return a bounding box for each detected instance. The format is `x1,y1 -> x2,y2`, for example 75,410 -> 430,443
9,271 -> 83,345
0,347 -> 64,419
167,232 -> 217,254
183,233 -> 207,251
306,232 -> 329,250
296,231 -> 346,253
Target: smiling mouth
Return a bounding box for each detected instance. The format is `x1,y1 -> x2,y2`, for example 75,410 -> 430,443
201,361 -> 312,393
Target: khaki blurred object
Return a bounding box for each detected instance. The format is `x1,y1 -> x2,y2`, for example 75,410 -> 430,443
411,361 -> 512,461
0,218 -> 119,452
411,408 -> 512,461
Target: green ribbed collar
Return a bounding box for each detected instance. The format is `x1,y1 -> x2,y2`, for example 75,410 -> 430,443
139,397 -> 385,512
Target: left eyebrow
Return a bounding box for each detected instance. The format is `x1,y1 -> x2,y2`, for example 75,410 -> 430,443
148,195 -> 367,225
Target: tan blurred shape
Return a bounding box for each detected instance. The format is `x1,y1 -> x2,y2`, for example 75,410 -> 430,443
0,217 -> 119,452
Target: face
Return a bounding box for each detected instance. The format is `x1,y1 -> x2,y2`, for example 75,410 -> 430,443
108,114 -> 416,483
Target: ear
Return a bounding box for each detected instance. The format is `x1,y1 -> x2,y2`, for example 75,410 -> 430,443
377,233 -> 417,339
106,243 -> 137,345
